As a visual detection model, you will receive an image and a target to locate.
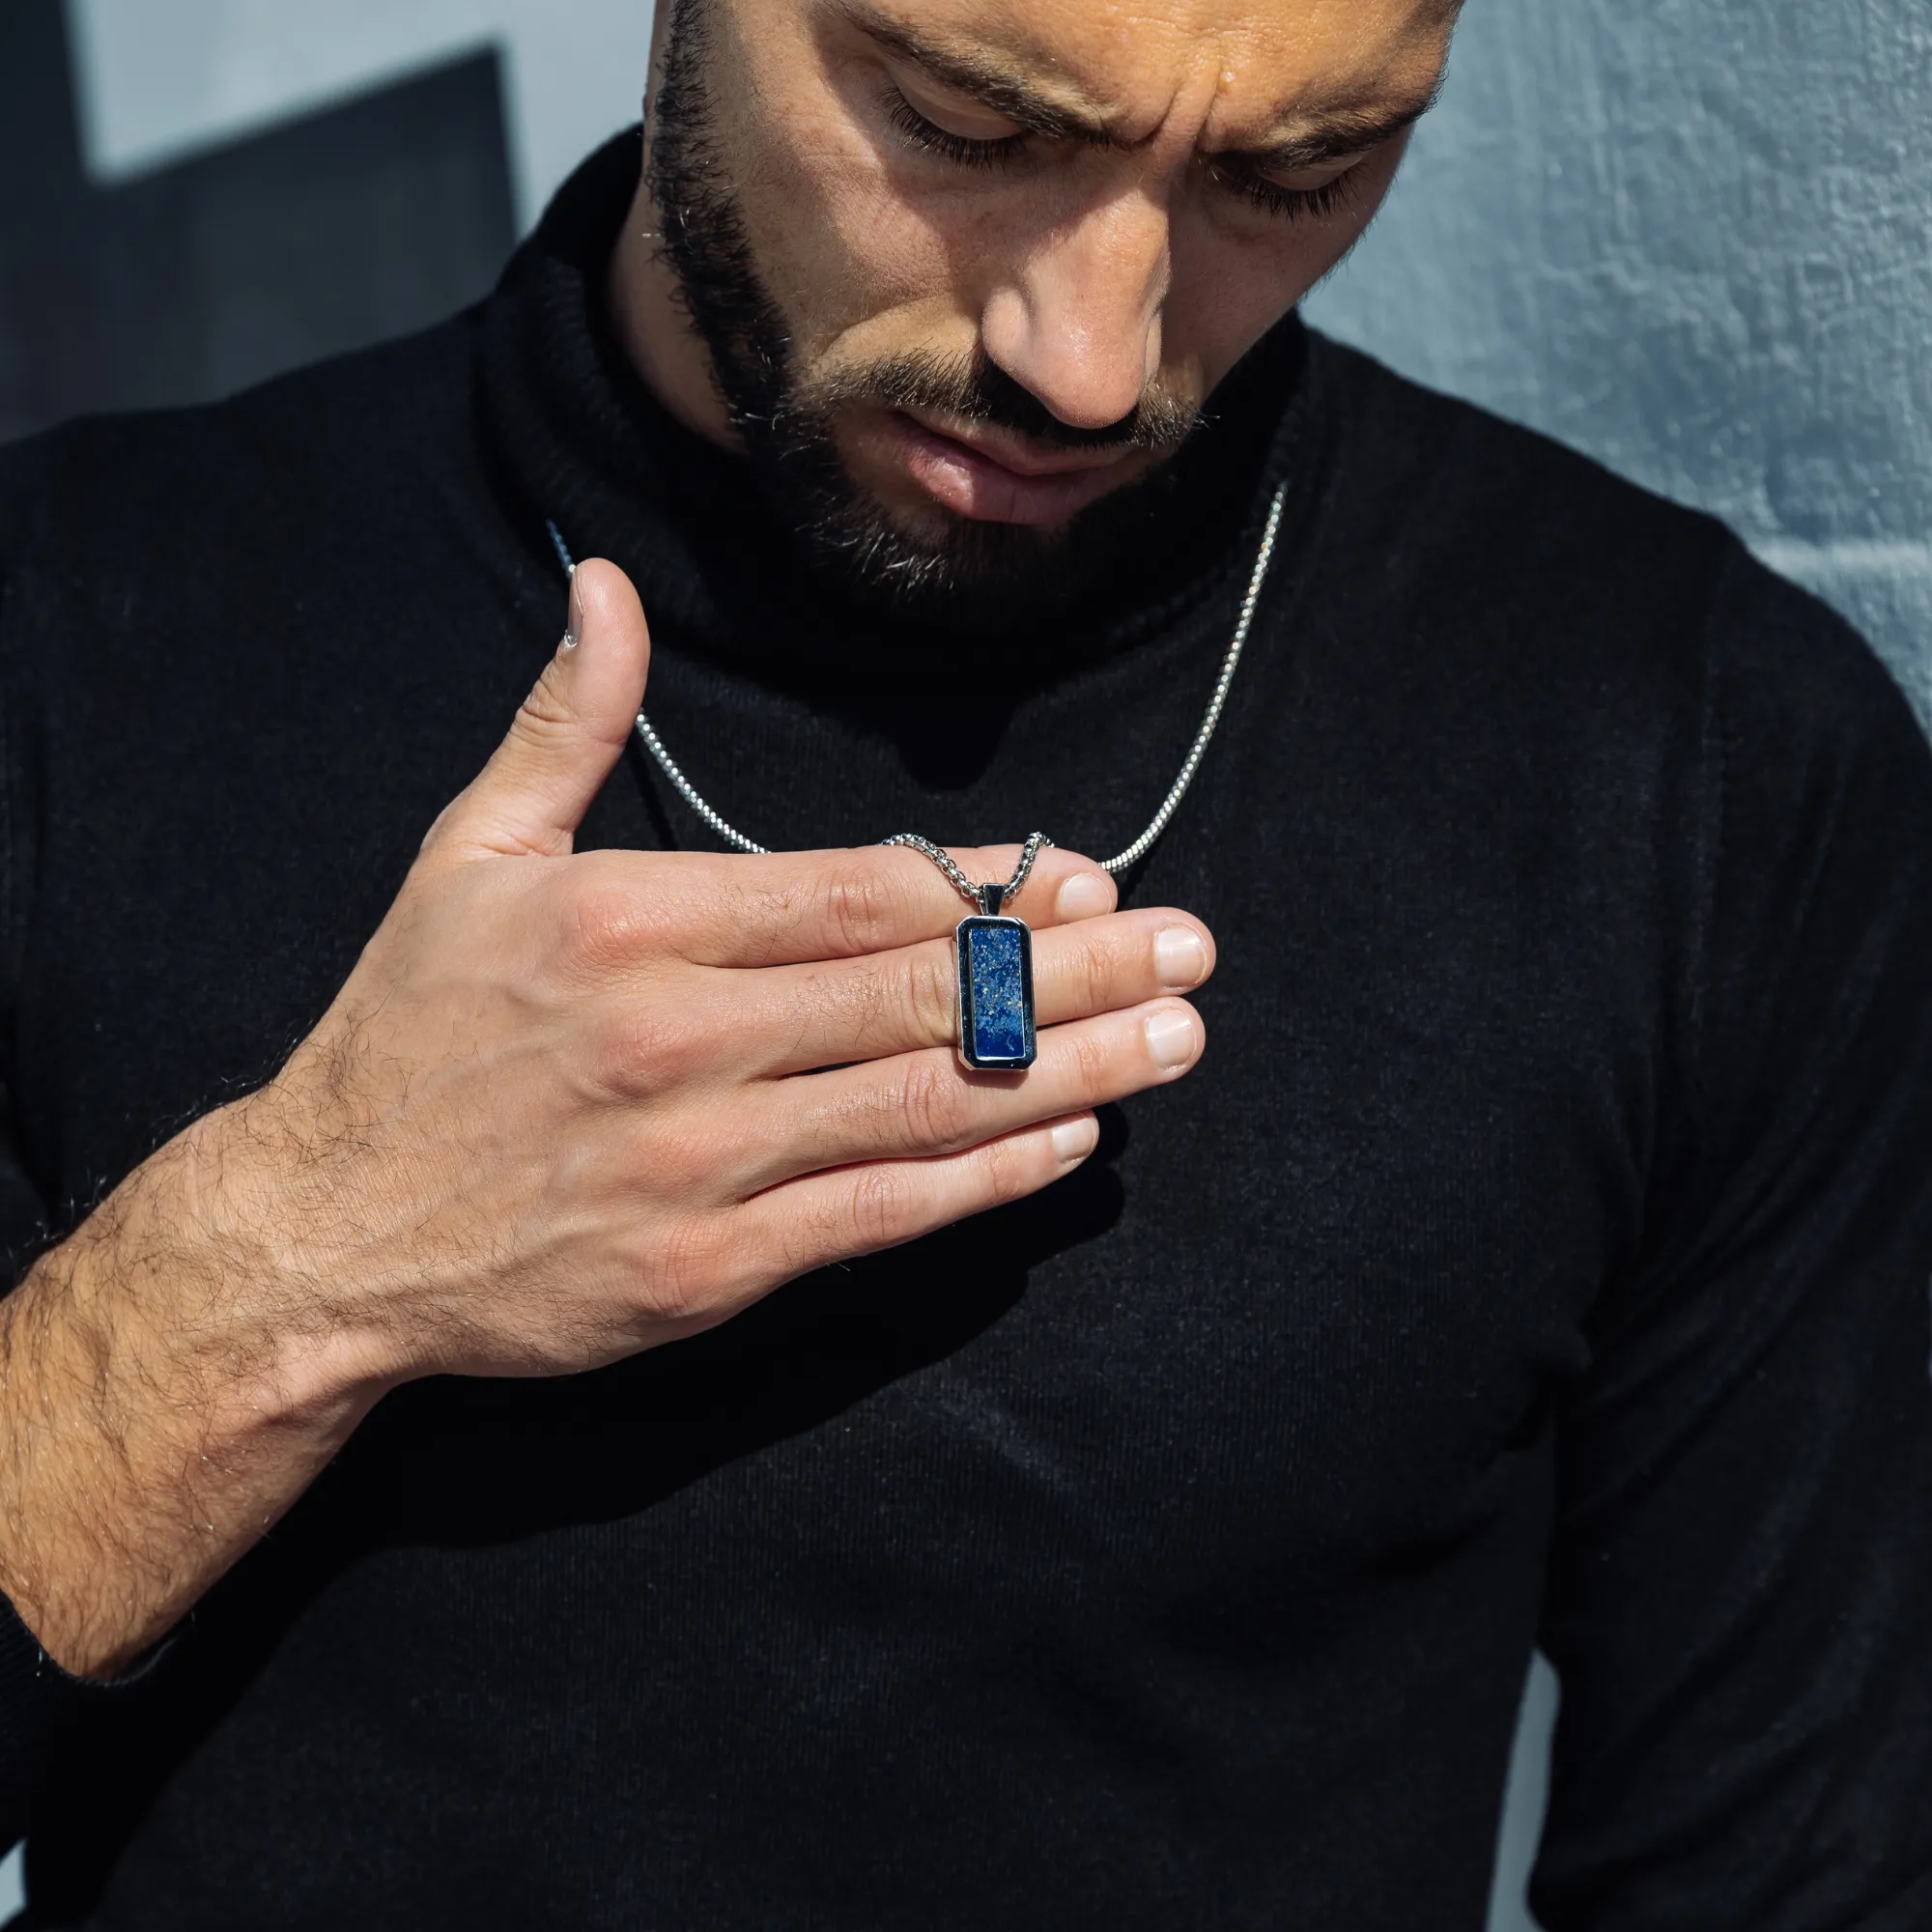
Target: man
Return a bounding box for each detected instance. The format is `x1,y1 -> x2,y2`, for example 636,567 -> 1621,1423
1,0 -> 1928,1921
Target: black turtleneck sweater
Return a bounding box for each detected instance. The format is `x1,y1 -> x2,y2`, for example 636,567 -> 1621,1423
2,134 -> 1930,1932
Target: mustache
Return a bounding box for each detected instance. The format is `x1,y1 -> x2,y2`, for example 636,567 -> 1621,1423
795,351 -> 1204,456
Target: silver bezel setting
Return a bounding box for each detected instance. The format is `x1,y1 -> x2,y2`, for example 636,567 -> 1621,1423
955,914 -> 1037,1071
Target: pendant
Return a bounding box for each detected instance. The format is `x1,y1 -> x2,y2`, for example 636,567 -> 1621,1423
955,881 -> 1037,1071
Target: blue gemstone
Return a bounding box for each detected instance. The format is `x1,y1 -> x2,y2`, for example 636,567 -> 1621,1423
966,922 -> 1029,1063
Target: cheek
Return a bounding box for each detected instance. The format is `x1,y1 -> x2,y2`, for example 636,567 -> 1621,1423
711,0 -> 943,340
1159,223 -> 1338,385
725,90 -> 977,363
1163,153 -> 1405,394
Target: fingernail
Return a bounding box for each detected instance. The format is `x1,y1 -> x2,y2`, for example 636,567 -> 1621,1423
1144,1008 -> 1199,1069
1051,1116 -> 1099,1163
560,576 -> 583,653
1055,872 -> 1112,921
1154,925 -> 1208,989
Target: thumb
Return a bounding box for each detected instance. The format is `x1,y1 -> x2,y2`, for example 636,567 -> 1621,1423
422,558 -> 650,864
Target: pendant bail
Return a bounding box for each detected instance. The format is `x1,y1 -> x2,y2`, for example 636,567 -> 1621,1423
980,881 -> 1006,917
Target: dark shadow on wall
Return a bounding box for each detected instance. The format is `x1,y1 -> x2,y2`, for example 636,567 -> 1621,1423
0,0 -> 516,445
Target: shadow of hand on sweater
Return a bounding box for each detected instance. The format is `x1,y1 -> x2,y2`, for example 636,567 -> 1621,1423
346,1102 -> 1127,1546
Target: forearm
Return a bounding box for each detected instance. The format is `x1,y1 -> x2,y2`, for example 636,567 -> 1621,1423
0,1098 -> 383,1679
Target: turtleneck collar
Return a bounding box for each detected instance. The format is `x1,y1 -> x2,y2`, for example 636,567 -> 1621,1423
477,130 -> 1316,693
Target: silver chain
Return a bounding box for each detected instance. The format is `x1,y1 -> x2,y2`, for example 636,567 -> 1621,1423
545,475 -> 1286,882
878,830 -> 1049,916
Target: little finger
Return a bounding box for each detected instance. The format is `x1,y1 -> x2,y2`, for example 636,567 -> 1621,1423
746,1112 -> 1102,1277
749,998 -> 1205,1186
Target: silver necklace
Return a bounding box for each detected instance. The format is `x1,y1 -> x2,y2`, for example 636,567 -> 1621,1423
545,477 -> 1287,1069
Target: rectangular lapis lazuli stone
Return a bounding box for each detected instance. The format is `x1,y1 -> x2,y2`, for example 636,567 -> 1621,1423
958,917 -> 1035,1068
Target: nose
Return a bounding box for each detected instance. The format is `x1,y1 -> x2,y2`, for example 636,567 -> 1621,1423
980,190 -> 1170,432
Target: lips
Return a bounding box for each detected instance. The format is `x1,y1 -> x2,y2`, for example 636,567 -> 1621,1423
890,411 -> 1144,526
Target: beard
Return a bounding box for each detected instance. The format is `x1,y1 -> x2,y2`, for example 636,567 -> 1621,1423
644,0 -> 1206,632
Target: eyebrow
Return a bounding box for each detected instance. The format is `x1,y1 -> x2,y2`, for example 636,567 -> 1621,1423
1242,89 -> 1442,171
838,2 -> 1442,164
841,4 -> 1114,144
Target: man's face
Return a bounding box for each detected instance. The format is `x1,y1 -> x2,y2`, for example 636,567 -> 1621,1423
641,0 -> 1455,617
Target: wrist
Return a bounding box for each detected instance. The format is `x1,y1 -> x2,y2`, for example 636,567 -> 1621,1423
180,1087 -> 406,1413
0,1095 -> 389,1676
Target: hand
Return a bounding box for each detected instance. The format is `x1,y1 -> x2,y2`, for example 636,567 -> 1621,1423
0,559 -> 1214,1675
252,556 -> 1214,1381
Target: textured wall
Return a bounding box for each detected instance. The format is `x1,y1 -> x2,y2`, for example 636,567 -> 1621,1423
1305,0 -> 1932,725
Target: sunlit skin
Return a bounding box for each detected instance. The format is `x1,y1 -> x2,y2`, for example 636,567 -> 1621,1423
614,0 -> 1460,529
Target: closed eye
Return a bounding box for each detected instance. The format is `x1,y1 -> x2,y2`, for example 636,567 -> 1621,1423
881,86 -> 1028,169
882,77 -> 1375,223
1207,156 -> 1368,222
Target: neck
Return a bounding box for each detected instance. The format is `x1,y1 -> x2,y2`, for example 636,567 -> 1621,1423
608,174 -> 741,456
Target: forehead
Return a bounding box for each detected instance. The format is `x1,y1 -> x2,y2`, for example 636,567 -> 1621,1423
834,0 -> 1459,132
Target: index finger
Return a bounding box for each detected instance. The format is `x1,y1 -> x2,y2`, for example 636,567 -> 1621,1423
649,841 -> 1119,967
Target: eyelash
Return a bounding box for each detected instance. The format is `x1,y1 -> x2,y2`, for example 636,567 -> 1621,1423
880,87 -> 1361,222
1208,162 -> 1361,224
882,88 -> 1026,170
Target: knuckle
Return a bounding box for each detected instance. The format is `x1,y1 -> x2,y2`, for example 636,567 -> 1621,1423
594,1003 -> 702,1098
715,1230 -> 781,1308
896,1055 -> 967,1147
559,876 -> 661,977
513,663 -> 580,738
903,946 -> 957,1044
648,1215 -> 729,1326
1067,933 -> 1115,1011
1068,1024 -> 1118,1097
821,865 -> 905,954
969,1131 -> 1031,1206
844,1162 -> 914,1253
761,1198 -> 838,1291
